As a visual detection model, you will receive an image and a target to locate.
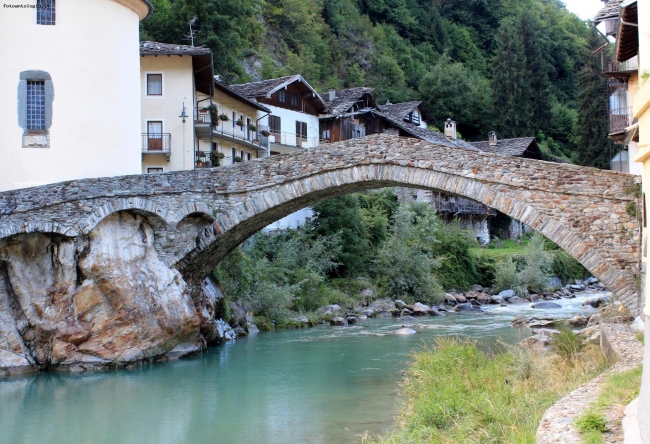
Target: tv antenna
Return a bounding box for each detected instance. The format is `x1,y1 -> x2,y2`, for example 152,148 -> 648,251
188,17 -> 197,47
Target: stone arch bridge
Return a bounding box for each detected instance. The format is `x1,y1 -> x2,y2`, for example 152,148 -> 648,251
0,134 -> 641,374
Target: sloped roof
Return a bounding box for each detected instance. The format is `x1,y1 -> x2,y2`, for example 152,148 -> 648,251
319,87 -> 375,117
378,101 -> 421,119
140,41 -> 212,56
594,0 -> 622,24
470,137 -> 543,159
214,80 -> 271,113
616,1 -> 638,62
230,75 -> 329,112
373,111 -> 479,151
140,41 -> 213,96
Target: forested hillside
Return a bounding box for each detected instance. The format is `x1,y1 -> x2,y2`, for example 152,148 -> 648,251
141,0 -> 618,167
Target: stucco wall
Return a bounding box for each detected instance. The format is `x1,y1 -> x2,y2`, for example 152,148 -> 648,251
0,0 -> 142,191
212,89 -> 264,165
640,321 -> 650,443
140,56 -> 196,173
258,105 -> 320,149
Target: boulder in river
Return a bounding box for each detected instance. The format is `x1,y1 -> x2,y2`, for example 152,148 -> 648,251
361,308 -> 375,317
455,303 -> 484,313
531,302 -> 562,309
318,304 -> 344,316
584,295 -> 610,308
411,302 -> 431,316
345,315 -> 359,325
498,289 -> 516,300
400,308 -> 413,317
444,293 -> 458,305
454,294 -> 467,303
330,317 -> 348,326
490,295 -> 504,304
508,296 -> 527,304
394,300 -> 408,309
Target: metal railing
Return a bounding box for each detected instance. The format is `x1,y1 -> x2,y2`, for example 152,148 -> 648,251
213,124 -> 267,149
609,107 -> 633,134
603,55 -> 638,74
267,131 -> 319,148
195,108 -> 211,124
141,133 -> 171,152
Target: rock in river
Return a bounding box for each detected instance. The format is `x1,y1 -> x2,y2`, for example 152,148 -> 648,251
330,317 -> 348,326
391,328 -> 416,335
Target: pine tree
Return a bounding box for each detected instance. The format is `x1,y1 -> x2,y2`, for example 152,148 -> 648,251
518,9 -> 553,134
574,28 -> 619,169
491,17 -> 532,138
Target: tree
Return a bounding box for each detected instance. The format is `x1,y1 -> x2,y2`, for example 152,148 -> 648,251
491,17 -> 532,138
574,28 -> 619,169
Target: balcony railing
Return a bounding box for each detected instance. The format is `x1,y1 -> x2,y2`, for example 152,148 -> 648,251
609,107 -> 633,134
195,108 -> 211,124
267,131 -> 319,148
141,133 -> 171,153
603,55 -> 638,75
213,124 -> 268,149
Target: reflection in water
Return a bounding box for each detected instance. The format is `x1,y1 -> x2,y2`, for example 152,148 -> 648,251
0,293 -> 602,444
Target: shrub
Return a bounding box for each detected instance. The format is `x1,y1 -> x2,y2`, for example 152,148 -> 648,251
574,411 -> 607,433
553,326 -> 584,363
518,233 -> 552,293
551,250 -> 589,283
493,257 -> 520,293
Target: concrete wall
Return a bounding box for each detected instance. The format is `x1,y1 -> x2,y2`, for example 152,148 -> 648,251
0,0 -> 143,191
140,56 -> 196,173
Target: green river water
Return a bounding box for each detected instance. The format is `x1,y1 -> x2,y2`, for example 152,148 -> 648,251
0,293 -> 602,444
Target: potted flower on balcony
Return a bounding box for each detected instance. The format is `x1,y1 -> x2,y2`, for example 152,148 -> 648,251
260,130 -> 270,138
233,156 -> 243,163
211,151 -> 225,167
235,119 -> 245,128
248,124 -> 257,132
207,105 -> 218,125
219,114 -> 229,122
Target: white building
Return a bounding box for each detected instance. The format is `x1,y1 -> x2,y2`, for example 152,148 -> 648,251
229,75 -> 329,155
140,41 -> 213,173
0,0 -> 151,192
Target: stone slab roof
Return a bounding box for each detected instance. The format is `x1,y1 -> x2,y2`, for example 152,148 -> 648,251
214,80 -> 271,113
594,0 -> 622,24
319,87 -> 375,117
470,137 -> 541,158
373,110 -> 479,151
378,101 -> 422,120
140,41 -> 212,56
230,75 -> 301,98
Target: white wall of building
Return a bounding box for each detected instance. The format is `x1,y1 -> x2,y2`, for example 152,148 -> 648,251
259,104 -> 320,151
140,56 -> 196,173
0,0 -> 145,191
628,141 -> 643,176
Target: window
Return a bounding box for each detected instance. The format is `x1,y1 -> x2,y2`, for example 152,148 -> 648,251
36,0 -> 55,25
296,121 -> 307,139
247,153 -> 251,161
146,121 -> 163,151
241,150 -> 244,160
269,115 -> 281,135
321,129 -> 330,140
278,90 -> 286,102
146,74 -> 162,96
26,81 -> 46,130
231,147 -> 236,160
291,93 -> 299,106
232,111 -> 236,128
147,167 -> 164,174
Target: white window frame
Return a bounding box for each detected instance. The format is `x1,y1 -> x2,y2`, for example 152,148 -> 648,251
147,167 -> 165,173
145,72 -> 164,97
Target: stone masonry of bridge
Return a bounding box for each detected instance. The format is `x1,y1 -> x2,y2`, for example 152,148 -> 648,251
0,134 -> 641,374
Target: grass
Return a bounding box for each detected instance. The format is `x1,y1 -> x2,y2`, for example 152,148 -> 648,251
574,365 -> 643,443
367,337 -> 607,444
470,239 -> 528,260
637,331 -> 645,345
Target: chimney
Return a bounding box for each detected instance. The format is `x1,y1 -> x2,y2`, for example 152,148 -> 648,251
328,88 -> 336,102
444,119 -> 457,140
488,131 -> 497,146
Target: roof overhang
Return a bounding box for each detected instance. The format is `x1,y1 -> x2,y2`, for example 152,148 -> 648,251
214,81 -> 271,113
264,75 -> 330,112
116,0 -> 153,20
616,1 -> 638,62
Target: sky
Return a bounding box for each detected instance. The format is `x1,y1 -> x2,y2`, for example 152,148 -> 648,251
561,0 -> 603,21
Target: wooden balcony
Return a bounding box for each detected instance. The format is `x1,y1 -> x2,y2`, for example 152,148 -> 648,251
609,107 -> 633,136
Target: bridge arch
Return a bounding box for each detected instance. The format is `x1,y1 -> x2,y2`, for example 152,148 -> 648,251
0,134 -> 640,313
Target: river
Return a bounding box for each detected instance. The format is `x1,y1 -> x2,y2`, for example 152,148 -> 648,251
0,292 -> 604,444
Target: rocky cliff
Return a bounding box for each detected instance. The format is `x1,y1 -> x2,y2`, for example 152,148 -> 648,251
0,212 -> 232,376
